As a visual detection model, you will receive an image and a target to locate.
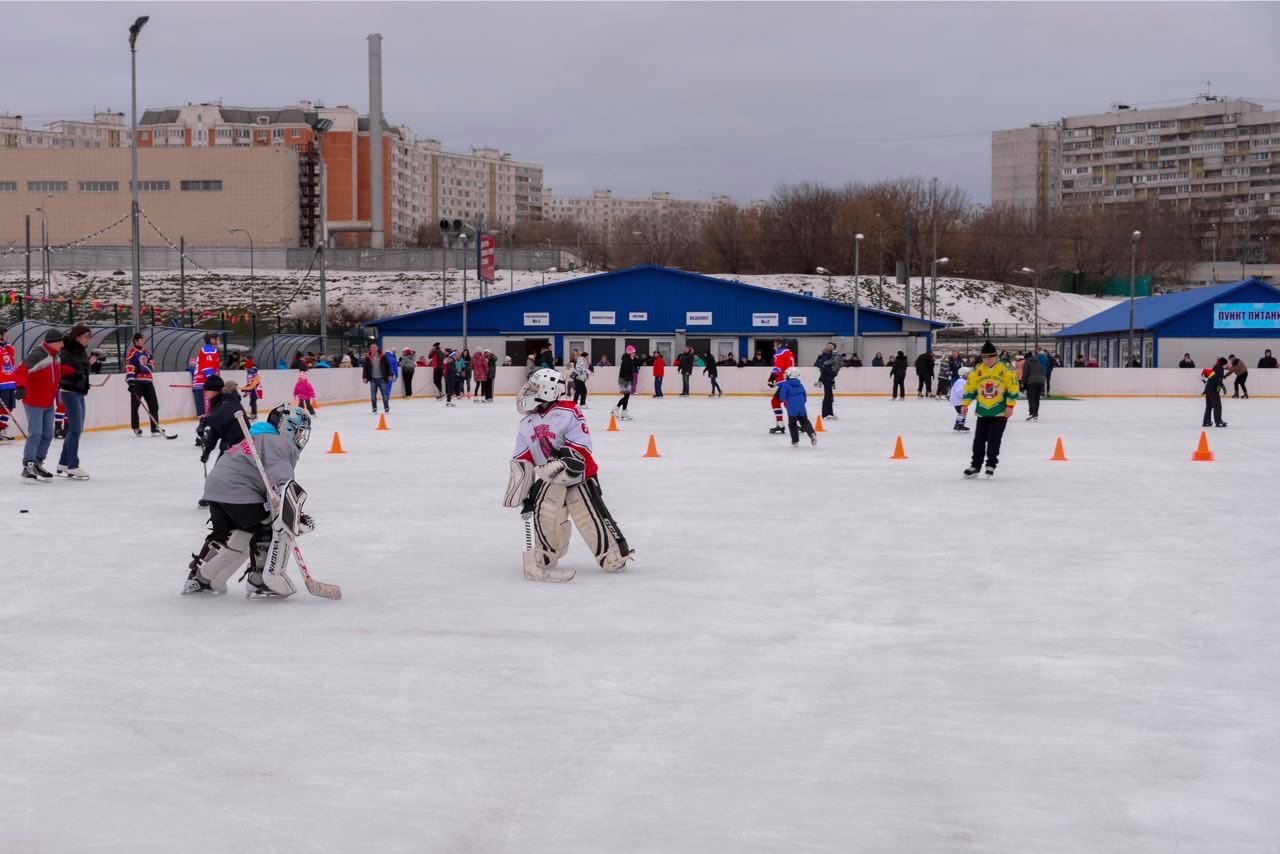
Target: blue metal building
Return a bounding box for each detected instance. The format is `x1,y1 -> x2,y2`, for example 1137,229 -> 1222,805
1052,279 -> 1280,367
370,265 -> 944,366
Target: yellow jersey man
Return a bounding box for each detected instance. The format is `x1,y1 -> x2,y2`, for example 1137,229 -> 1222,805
961,341 -> 1019,478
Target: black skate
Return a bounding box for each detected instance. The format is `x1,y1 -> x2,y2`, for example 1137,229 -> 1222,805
984,466 -> 995,478
768,426 -> 786,435
963,467 -> 980,478
809,433 -> 817,446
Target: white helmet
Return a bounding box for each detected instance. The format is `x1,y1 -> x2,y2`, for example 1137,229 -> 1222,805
784,366 -> 801,380
517,368 -> 566,414
958,366 -> 971,378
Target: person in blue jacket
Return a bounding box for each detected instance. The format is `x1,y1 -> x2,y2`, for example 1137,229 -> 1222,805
774,366 -> 817,447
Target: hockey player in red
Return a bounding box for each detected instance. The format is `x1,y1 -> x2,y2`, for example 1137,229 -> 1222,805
0,327 -> 16,440
503,368 -> 634,582
193,334 -> 222,447
766,337 -> 795,434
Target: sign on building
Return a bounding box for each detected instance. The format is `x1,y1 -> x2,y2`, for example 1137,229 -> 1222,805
628,312 -> 648,322
788,316 -> 808,326
752,313 -> 779,327
686,311 -> 713,326
478,233 -> 496,283
589,311 -> 616,325
1213,303 -> 1280,329
523,312 -> 550,326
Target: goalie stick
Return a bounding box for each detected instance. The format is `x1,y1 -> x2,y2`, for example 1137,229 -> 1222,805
232,410 -> 341,600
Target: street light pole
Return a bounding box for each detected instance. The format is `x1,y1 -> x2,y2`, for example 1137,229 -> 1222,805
853,233 -> 863,348
1020,267 -> 1040,351
36,205 -> 48,298
227,226 -> 255,316
129,15 -> 149,334
459,233 -> 470,351
1128,230 -> 1142,367
930,256 -> 949,323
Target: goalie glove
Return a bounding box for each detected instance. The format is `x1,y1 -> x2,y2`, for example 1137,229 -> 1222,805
536,447 -> 586,486
298,513 -> 315,535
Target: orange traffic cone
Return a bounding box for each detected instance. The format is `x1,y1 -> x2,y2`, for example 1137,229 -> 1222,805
327,432 -> 347,454
814,416 -> 826,432
1191,431 -> 1214,462
376,413 -> 389,431
890,436 -> 908,460
1050,437 -> 1068,461
643,434 -> 661,458
607,413 -> 620,432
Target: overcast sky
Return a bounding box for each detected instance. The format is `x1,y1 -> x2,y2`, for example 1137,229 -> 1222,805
4,2 -> 1278,205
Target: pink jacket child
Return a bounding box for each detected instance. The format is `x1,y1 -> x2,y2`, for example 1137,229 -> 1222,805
293,373 -> 318,415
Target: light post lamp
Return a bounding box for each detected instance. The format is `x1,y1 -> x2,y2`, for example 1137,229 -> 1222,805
1019,267 -> 1041,351
227,227 -> 255,323
1128,229 -> 1141,367
930,256 -> 949,322
1210,222 -> 1217,284
632,230 -> 645,265
458,232 -> 471,351
815,267 -> 832,297
35,202 -> 49,298
875,213 -> 884,307
128,15 -> 149,333
853,232 -> 863,348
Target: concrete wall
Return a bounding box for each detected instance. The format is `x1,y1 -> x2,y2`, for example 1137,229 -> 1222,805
45,365 -> 1280,435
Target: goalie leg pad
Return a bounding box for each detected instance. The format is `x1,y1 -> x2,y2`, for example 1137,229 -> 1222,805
247,523 -> 296,597
567,478 -> 634,572
534,482 -> 572,566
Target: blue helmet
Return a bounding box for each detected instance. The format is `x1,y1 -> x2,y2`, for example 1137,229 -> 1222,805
267,404 -> 312,451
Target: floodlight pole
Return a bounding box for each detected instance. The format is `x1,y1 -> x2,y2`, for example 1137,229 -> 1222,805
1128,230 -> 1142,367
129,15 -> 149,334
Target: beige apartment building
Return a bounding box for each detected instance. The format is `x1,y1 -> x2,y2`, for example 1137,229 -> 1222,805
0,147 -> 301,249
993,97 -> 1280,254
543,189 -> 731,233
0,111 -> 132,150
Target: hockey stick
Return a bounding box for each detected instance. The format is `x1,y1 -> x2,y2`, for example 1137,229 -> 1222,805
133,391 -> 179,439
232,410 -> 341,600
1,399 -> 28,440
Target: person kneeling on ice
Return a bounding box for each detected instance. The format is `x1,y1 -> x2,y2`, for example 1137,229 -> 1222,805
949,366 -> 971,432
503,368 -> 635,582
775,366 -> 817,447
184,405 -> 314,597
960,341 -> 1018,478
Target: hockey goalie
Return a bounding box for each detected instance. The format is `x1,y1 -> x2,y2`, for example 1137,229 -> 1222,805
183,404 -> 314,598
504,368 -> 635,582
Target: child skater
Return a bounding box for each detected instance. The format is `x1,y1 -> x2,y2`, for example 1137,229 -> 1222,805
950,366 -> 971,431
774,366 -> 817,447
293,371 -> 318,416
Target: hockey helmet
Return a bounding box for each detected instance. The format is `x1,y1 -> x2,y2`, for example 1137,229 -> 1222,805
784,366 -> 801,380
517,368 -> 566,415
958,366 -> 971,378
268,404 -> 312,451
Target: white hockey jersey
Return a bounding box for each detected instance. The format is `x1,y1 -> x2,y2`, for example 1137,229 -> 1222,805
512,401 -> 598,479
949,376 -> 967,406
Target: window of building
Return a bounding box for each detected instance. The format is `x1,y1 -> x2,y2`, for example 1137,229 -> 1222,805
0,181 -> 16,192
272,128 -> 283,142
28,181 -> 68,192
78,181 -> 119,192
180,180 -> 223,191
130,180 -> 170,192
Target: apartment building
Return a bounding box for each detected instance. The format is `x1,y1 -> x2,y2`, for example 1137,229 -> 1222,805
0,111 -> 131,150
542,189 -> 731,233
993,97 -> 1280,249
0,147 -> 301,248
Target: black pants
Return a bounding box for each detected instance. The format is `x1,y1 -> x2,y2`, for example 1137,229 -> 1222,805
1025,382 -> 1043,417
244,391 -> 258,417
788,415 -> 815,443
971,416 -> 1008,470
433,370 -> 444,396
1233,374 -> 1248,397
709,376 -> 722,395
892,376 -> 905,398
573,378 -> 587,405
917,375 -> 932,395
616,392 -> 631,411
1203,392 -> 1223,425
402,367 -> 415,397
130,383 -> 161,432
820,379 -> 835,417
299,399 -> 316,415
680,372 -> 691,395
207,501 -> 271,547
1044,372 -> 1052,395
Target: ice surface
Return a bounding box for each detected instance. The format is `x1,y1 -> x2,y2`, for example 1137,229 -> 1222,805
2,393 -> 1278,853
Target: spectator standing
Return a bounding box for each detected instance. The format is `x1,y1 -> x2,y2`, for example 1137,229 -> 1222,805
293,372 -> 318,416
460,349 -> 474,398
56,325 -> 95,479
362,343 -> 393,413
703,352 -> 722,397
1178,353 -> 1196,368
474,347 -> 493,404
915,350 -> 935,397
1228,355 -> 1249,398
455,349 -> 470,400
16,329 -> 65,482
486,349 -> 498,401
936,351 -> 953,401
1075,354 -> 1088,367
652,351 -> 666,398
615,345 -> 637,420
814,342 -> 839,419
1258,349 -> 1278,369
889,351 -> 908,400
384,344 -> 399,401
0,327 -> 16,441
570,350 -> 590,406
850,353 -> 863,367
289,351 -> 305,370
1038,349 -> 1053,395
675,346 -> 695,396
1021,349 -> 1045,421
430,342 -> 445,398
871,352 -> 885,367
125,332 -> 162,435
399,348 -> 417,397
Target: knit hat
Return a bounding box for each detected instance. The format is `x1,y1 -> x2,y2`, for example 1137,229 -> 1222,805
980,340 -> 997,356
204,375 -> 225,392
44,329 -> 65,343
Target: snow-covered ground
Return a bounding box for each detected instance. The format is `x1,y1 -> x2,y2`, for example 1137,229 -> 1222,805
1,267 -> 1116,329
3,395 -> 1276,852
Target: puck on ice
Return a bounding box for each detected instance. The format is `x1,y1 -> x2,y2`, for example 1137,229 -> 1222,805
20,509 -> 29,513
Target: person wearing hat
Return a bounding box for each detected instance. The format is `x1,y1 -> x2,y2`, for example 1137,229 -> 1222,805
126,332 -> 163,436
399,347 -> 417,398
198,377 -> 245,465
55,324 -> 96,479
16,329 -> 67,481
959,340 -> 1019,478
0,327 -> 16,441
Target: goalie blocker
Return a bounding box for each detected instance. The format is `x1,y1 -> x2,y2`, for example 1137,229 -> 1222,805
505,368 -> 634,582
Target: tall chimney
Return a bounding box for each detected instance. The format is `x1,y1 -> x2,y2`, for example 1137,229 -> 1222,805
368,33 -> 385,249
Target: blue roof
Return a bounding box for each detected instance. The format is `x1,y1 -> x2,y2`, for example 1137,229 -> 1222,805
1053,279 -> 1278,337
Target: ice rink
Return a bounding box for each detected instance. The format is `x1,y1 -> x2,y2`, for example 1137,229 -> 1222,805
3,389 -> 1278,853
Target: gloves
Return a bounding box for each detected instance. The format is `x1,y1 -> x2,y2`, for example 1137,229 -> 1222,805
200,449 -> 211,464
535,460 -> 568,483
127,381 -> 137,397
15,387 -> 25,401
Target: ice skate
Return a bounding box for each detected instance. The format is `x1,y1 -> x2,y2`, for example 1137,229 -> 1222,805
984,466 -> 996,478
1025,415 -> 1038,422
1215,421 -> 1228,428
133,428 -> 143,436
56,465 -> 89,480
619,412 -> 634,421
963,466 -> 980,478
791,441 -> 799,447
768,425 -> 786,434
809,433 -> 818,446
21,462 -> 42,484
33,462 -> 53,480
